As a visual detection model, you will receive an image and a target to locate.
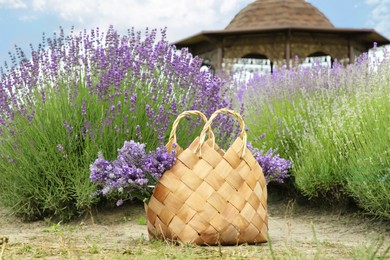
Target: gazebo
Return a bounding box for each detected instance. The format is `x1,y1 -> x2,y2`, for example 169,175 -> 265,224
173,0 -> 390,71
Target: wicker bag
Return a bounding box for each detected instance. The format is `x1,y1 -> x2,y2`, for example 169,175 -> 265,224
146,108 -> 268,245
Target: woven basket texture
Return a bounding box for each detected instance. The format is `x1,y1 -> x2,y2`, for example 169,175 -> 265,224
146,109 -> 268,245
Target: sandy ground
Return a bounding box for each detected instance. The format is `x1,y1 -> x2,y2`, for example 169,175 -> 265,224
1,190 -> 389,259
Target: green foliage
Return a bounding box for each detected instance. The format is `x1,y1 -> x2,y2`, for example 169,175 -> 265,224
352,236 -> 390,260
0,84 -> 98,221
136,216 -> 147,225
239,51 -> 390,219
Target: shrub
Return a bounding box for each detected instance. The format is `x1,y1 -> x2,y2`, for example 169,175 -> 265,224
237,48 -> 390,219
0,26 -> 234,221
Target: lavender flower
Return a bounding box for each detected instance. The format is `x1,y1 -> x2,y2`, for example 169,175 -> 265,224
116,199 -> 124,206
81,99 -> 86,117
135,125 -> 142,141
116,140 -> 146,166
56,144 -> 67,158
143,146 -> 176,180
247,143 -> 292,184
90,140 -> 176,202
41,91 -> 46,103
89,152 -> 114,186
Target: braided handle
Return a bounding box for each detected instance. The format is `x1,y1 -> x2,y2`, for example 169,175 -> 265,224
198,108 -> 247,157
166,110 -> 215,153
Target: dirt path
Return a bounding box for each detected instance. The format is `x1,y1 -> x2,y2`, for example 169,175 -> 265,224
1,194 -> 389,259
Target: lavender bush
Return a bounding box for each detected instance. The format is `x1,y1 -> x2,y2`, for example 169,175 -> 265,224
0,26 -> 235,221
237,48 -> 390,219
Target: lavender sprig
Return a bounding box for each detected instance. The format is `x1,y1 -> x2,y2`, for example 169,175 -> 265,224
247,143 -> 292,184
143,146 -> 177,180
90,140 -> 176,202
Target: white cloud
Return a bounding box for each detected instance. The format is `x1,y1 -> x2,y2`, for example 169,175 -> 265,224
220,0 -> 242,13
0,0 -> 27,9
31,0 -> 45,11
16,0 -> 253,41
18,14 -> 37,21
365,0 -> 390,38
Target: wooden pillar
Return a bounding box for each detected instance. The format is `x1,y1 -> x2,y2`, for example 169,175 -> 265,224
285,29 -> 291,68
348,39 -> 355,64
216,46 -> 223,70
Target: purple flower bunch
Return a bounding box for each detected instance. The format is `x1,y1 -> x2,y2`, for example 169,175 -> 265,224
247,143 -> 292,184
90,140 -> 176,200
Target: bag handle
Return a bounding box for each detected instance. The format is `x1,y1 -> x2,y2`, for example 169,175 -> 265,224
198,108 -> 247,158
166,110 -> 215,153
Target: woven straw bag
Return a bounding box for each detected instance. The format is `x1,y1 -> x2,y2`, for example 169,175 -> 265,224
146,108 -> 268,245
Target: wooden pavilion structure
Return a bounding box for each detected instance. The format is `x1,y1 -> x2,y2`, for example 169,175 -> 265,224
173,0 -> 390,71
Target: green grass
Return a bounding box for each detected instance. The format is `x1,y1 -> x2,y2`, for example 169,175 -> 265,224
4,233 -> 389,259
2,197 -> 389,259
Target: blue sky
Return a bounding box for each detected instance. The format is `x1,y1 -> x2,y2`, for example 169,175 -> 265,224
0,0 -> 389,65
